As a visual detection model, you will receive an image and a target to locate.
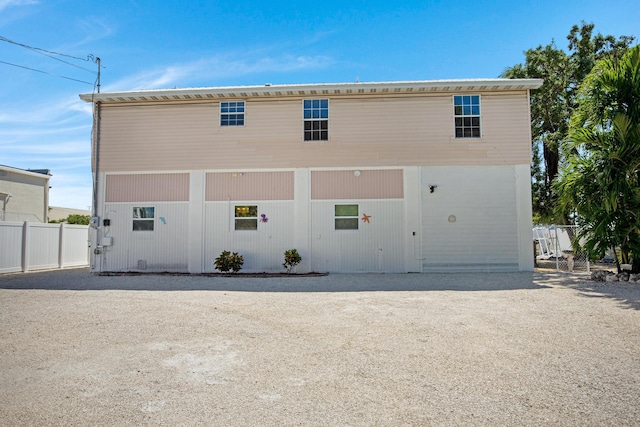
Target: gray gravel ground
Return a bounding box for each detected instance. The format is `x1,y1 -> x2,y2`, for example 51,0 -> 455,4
0,268 -> 639,426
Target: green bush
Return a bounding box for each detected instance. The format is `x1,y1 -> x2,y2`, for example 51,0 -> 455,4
214,250 -> 244,273
283,249 -> 302,273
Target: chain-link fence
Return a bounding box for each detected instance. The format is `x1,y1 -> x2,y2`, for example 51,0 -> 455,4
533,225 -> 590,272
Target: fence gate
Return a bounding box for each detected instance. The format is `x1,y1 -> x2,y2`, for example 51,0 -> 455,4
533,225 -> 590,272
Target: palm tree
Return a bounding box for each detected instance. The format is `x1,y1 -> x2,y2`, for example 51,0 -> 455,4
556,45 -> 640,272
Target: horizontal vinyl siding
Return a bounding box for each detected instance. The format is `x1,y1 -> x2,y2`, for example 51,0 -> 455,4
330,96 -> 452,145
310,200 -> 405,272
105,173 -> 190,202
205,171 -> 294,201
101,203 -> 189,272
204,201 -> 296,272
98,92 -> 532,172
480,93 -> 532,163
311,169 -> 403,199
421,165 -> 520,271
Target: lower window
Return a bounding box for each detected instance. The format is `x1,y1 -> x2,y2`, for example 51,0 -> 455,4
133,207 -> 154,231
335,204 -> 358,230
235,205 -> 258,230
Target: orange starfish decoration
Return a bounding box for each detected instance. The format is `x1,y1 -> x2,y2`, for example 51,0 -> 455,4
361,213 -> 371,223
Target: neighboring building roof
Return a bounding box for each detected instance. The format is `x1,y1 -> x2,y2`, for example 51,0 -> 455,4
0,164 -> 51,179
79,78 -> 543,104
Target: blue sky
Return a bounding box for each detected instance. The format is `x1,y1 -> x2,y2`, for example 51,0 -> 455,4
1,0 -> 638,210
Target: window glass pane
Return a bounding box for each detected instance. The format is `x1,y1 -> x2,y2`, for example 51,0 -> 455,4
472,117 -> 480,126
455,128 -> 463,138
454,96 -> 462,105
472,128 -> 481,137
320,121 -> 328,130
320,99 -> 328,108
133,207 -> 154,218
335,218 -> 358,230
133,220 -> 154,231
304,110 -> 312,119
320,109 -> 328,118
304,131 -> 312,141
335,204 -> 358,216
235,218 -> 257,230
463,117 -> 472,126
312,99 -> 320,108
304,100 -> 311,108
235,205 -> 257,217
463,95 -> 471,104
463,106 -> 471,115
471,95 -> 479,104
464,128 -> 472,137
472,106 -> 480,115
312,110 -> 320,118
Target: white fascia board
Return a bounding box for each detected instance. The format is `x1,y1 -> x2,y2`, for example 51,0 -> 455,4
79,78 -> 544,103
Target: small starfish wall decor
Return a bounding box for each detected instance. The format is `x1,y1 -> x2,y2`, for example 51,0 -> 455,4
361,213 -> 371,223
260,214 -> 269,223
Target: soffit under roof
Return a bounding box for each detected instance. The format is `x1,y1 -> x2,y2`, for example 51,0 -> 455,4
79,78 -> 543,104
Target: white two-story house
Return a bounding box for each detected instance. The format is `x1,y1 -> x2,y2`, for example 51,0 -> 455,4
80,78 -> 542,273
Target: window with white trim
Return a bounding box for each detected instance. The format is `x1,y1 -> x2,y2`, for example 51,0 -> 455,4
221,101 -> 245,126
335,204 -> 358,230
303,99 -> 328,141
133,207 -> 154,231
235,205 -> 257,230
454,95 -> 481,138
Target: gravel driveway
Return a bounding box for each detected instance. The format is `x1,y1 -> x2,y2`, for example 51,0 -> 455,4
1,268 -> 639,426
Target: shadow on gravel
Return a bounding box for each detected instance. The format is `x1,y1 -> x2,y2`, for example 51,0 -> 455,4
536,270 -> 640,311
565,280 -> 640,311
0,268 -> 553,292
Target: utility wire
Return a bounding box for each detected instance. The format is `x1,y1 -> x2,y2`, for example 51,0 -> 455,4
0,35 -> 96,62
0,60 -> 94,85
0,35 -> 98,74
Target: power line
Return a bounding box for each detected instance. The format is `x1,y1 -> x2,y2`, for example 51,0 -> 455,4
0,35 -> 96,62
0,60 -> 94,86
0,35 -> 98,74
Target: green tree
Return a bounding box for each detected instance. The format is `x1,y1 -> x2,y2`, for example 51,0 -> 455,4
49,214 -> 91,225
502,22 -> 634,223
556,46 -> 640,273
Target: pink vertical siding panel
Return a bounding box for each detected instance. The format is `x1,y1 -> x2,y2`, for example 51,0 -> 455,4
205,171 -> 295,201
311,169 -> 404,199
105,173 -> 190,202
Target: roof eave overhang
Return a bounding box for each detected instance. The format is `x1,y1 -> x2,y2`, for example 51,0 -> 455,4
0,165 -> 52,179
79,78 -> 544,104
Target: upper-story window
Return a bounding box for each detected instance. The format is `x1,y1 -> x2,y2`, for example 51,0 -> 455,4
454,95 -> 481,138
221,101 -> 245,126
303,99 -> 328,141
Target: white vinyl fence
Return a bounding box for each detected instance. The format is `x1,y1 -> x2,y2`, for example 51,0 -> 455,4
0,221 -> 89,274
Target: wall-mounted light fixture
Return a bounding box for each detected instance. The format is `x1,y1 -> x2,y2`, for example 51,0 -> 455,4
429,185 -> 438,193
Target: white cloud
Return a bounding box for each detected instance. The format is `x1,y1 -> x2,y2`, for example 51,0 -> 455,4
105,52 -> 334,91
0,0 -> 38,12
